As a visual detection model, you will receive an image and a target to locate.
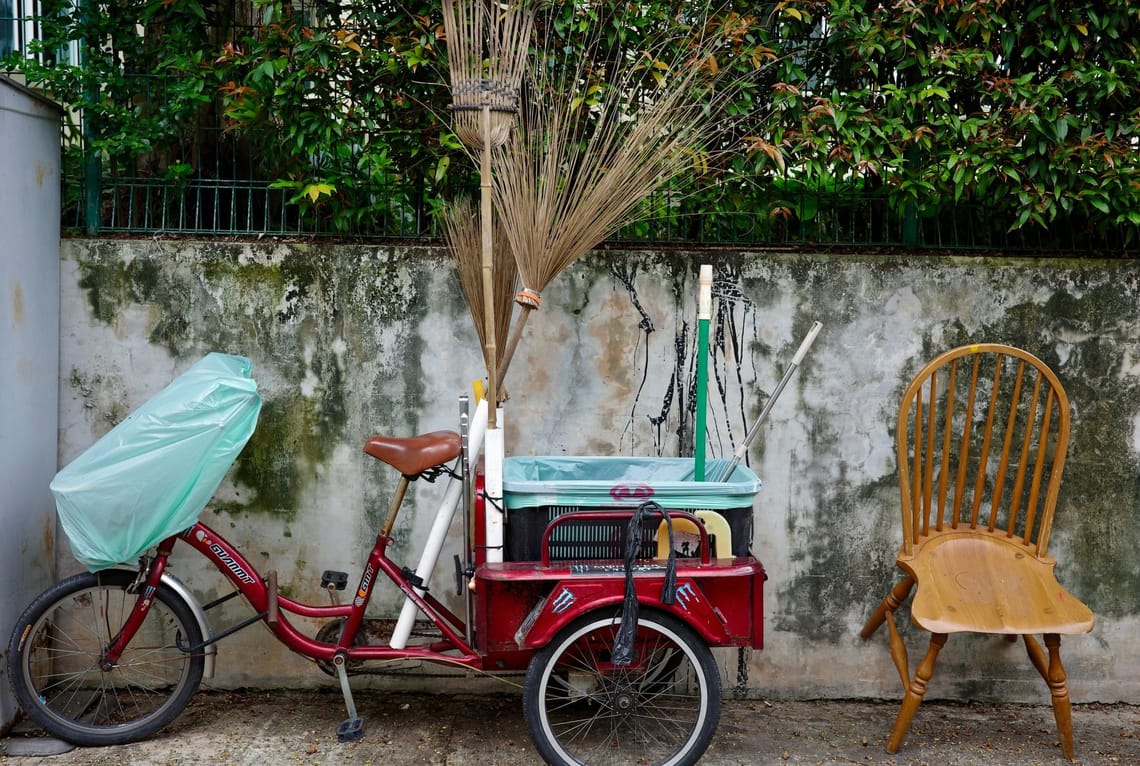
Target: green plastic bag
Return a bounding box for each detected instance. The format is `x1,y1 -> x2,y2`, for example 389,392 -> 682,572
51,353 -> 262,571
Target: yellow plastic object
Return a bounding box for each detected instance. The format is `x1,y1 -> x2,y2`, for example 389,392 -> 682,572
656,511 -> 733,560
472,379 -> 486,404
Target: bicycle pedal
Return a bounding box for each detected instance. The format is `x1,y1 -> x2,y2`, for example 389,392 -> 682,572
337,716 -> 365,743
321,570 -> 349,591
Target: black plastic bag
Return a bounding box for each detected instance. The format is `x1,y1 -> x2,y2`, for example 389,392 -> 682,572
612,501 -> 677,665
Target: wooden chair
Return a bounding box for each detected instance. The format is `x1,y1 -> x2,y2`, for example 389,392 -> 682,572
860,343 -> 1094,761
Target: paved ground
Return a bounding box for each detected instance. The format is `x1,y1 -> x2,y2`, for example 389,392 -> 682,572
3,690 -> 1139,765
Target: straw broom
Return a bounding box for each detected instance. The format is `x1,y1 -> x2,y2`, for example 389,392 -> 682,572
440,0 -> 534,429
487,2 -> 763,388
438,0 -> 533,573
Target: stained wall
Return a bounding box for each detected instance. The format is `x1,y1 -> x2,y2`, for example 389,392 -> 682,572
56,239 -> 1140,703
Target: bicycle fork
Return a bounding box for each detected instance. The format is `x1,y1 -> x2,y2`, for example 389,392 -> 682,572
99,538 -> 216,674
100,541 -> 217,678
101,544 -> 175,667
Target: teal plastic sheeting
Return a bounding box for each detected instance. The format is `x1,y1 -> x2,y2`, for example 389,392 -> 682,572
51,353 -> 262,571
502,456 -> 761,511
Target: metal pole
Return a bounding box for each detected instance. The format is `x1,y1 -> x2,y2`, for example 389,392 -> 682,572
719,321 -> 822,481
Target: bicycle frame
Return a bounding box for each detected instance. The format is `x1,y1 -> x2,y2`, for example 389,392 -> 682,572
110,520 -> 486,670
90,431 -> 766,758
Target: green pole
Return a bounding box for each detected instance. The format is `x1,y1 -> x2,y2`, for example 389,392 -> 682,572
902,144 -> 919,248
81,0 -> 100,234
694,264 -> 712,481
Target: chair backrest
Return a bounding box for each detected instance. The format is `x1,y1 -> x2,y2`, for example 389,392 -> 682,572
896,344 -> 1071,560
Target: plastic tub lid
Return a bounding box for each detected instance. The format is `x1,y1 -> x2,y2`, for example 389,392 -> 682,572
502,456 -> 761,510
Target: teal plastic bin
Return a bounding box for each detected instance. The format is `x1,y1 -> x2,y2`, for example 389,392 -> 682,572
502,456 -> 761,561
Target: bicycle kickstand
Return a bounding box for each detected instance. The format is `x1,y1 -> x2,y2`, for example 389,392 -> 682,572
332,654 -> 365,742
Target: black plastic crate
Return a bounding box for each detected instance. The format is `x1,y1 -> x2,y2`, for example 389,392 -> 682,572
505,505 -> 753,562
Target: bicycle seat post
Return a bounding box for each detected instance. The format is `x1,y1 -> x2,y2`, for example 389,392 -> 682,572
380,476 -> 412,539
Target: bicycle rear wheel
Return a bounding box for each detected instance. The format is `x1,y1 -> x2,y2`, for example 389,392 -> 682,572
7,569 -> 204,746
523,609 -> 722,766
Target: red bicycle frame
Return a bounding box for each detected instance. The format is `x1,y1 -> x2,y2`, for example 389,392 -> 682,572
110,520 -> 485,669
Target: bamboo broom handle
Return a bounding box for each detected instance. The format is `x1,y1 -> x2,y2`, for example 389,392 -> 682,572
496,291 -> 539,390
480,104 -> 497,428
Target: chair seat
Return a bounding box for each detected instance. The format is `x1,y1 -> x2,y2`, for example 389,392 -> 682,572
900,532 -> 1094,635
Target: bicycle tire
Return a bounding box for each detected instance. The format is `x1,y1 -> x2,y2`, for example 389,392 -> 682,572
523,609 -> 722,766
7,569 -> 205,746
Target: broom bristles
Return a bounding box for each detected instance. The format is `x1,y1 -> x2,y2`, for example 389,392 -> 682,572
442,0 -> 535,148
441,197 -> 518,371
494,21 -> 735,298
442,2 -> 772,386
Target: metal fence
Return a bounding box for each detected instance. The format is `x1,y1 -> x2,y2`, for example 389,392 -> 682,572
71,174 -> 440,238
62,169 -> 1138,253
5,2 -> 1134,253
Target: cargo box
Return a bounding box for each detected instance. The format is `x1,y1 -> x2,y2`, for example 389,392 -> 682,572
502,457 -> 761,562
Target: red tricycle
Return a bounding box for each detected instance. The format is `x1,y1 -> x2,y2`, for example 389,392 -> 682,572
7,393 -> 766,766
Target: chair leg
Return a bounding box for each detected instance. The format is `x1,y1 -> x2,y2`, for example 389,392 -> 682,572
1025,634 -> 1077,762
860,576 -> 915,639
887,632 -> 947,754
885,609 -> 910,690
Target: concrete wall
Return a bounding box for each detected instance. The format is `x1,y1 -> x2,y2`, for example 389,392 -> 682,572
0,78 -> 61,728
55,238 -> 1140,704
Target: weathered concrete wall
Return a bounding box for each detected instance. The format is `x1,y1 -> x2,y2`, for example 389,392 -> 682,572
55,239 -> 1140,704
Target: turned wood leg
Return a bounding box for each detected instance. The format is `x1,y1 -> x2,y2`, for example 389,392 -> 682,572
860,576 -> 915,639
1024,634 -> 1048,677
1025,634 -> 1076,762
885,609 -> 910,690
887,632 -> 947,754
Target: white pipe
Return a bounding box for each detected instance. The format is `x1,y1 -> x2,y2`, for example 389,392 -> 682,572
390,398 -> 488,649
484,409 -> 505,563
698,264 -> 712,319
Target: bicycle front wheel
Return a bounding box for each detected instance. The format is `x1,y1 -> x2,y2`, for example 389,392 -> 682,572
7,569 -> 204,746
523,609 -> 722,766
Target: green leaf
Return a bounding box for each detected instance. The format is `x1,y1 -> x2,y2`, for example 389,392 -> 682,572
303,183 -> 336,203
1055,118 -> 1069,142
434,156 -> 450,183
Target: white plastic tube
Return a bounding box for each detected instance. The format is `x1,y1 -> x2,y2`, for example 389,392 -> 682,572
483,409 -> 505,564
389,398 -> 488,649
